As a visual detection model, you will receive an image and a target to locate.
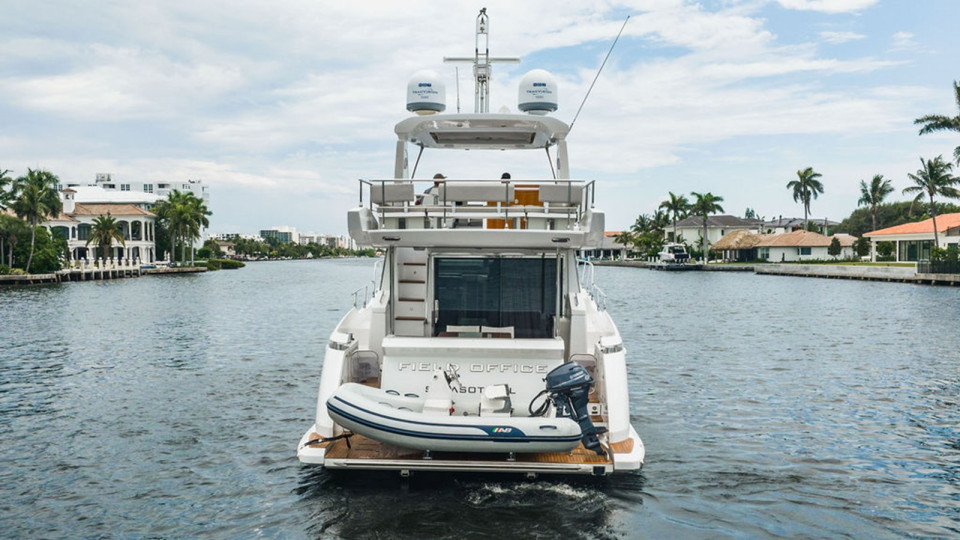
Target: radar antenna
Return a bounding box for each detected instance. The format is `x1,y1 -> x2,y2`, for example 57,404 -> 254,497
444,8 -> 519,113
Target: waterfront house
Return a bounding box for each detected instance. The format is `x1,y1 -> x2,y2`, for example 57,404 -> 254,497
44,188 -> 157,263
579,231 -> 629,260
668,215 -> 762,250
864,213 -> 960,262
761,217 -> 839,235
755,230 -> 856,262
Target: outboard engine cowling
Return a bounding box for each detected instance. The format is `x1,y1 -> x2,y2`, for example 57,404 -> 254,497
545,362 -> 604,454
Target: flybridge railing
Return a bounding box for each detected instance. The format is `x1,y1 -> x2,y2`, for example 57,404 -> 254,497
358,178 -> 596,229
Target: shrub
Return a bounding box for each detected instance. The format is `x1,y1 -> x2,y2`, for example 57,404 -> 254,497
203,259 -> 222,270
876,241 -> 895,259
207,258 -> 244,269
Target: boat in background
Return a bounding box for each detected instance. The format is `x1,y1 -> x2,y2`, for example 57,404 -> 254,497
297,9 -> 644,476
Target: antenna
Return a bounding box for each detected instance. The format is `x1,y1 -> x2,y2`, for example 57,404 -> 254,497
444,8 -> 519,113
569,16 -> 630,133
455,66 -> 461,113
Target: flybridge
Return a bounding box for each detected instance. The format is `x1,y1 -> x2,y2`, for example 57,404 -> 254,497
347,177 -> 605,249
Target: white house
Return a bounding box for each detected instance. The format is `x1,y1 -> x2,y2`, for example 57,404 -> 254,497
45,188 -> 158,263
756,230 -> 856,262
761,217 -> 840,235
864,213 -> 960,262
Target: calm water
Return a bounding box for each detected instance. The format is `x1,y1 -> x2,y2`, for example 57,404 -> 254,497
1,259 -> 959,538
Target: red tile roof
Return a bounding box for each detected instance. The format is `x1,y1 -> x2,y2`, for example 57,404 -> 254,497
72,203 -> 155,217
866,213 -> 960,236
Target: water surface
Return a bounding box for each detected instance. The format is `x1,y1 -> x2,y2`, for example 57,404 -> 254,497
1,260 -> 958,538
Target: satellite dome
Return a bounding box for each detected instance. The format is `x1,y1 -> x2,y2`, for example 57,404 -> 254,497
518,69 -> 558,115
406,70 -> 446,115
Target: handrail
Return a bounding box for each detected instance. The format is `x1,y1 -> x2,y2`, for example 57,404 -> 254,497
359,177 -> 594,229
577,258 -> 607,311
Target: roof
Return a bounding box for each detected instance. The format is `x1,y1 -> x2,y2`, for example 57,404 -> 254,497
866,213 -> 960,236
710,229 -> 762,250
756,230 -> 856,247
604,231 -> 622,238
395,113 -> 569,150
676,215 -> 761,228
72,203 -> 156,217
45,211 -> 79,222
763,217 -> 838,228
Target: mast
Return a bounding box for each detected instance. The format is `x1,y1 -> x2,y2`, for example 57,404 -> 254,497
443,8 -> 519,113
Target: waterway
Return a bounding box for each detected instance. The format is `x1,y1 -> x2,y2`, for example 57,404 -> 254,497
1,259 -> 958,538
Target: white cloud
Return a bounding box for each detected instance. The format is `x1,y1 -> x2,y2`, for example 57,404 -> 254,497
890,31 -> 918,51
776,0 -> 880,13
819,31 -> 866,44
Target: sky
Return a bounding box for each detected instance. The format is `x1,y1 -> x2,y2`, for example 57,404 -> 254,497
2,0 -> 958,235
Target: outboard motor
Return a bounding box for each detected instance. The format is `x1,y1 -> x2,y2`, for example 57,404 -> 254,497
545,362 -> 605,454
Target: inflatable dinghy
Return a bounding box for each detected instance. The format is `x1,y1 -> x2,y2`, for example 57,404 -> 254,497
327,382 -> 584,453
326,362 -> 605,454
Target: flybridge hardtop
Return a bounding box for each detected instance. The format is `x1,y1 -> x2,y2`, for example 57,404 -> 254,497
395,113 -> 570,151
297,8 -> 644,476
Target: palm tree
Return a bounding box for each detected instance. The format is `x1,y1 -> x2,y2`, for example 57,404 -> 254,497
155,190 -> 211,264
857,174 -> 894,233
914,81 -> 960,165
630,214 -> 651,235
651,209 -> 670,234
0,168 -> 13,210
786,167 -> 824,231
86,213 -> 126,263
690,191 -> 725,262
10,168 -> 62,273
613,231 -> 635,256
902,156 -> 959,248
659,191 -> 690,242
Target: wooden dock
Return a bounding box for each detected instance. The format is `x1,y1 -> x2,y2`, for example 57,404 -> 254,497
0,264 -> 206,286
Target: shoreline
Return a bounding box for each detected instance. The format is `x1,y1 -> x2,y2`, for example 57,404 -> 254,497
593,260 -> 960,287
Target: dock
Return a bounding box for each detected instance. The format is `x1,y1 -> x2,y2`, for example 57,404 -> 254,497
0,263 -> 206,286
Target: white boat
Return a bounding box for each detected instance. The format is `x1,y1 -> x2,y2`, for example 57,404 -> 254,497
658,242 -> 690,264
297,9 -> 644,476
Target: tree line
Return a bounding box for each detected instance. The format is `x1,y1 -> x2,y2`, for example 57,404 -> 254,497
219,235 -> 376,260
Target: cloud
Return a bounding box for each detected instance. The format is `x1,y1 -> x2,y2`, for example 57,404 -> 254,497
819,31 -> 866,44
890,31 -> 918,51
776,0 -> 880,13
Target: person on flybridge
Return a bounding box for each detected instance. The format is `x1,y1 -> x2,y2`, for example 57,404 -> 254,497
417,173 -> 445,205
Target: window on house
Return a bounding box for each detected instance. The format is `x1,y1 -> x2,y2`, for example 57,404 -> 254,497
758,247 -> 769,260
799,247 -> 811,256
144,184 -> 153,193
121,184 -> 130,191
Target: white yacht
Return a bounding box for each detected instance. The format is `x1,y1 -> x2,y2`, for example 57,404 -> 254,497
297,9 -> 644,476
658,243 -> 690,264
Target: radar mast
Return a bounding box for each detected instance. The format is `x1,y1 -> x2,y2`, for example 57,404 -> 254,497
443,8 -> 519,113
